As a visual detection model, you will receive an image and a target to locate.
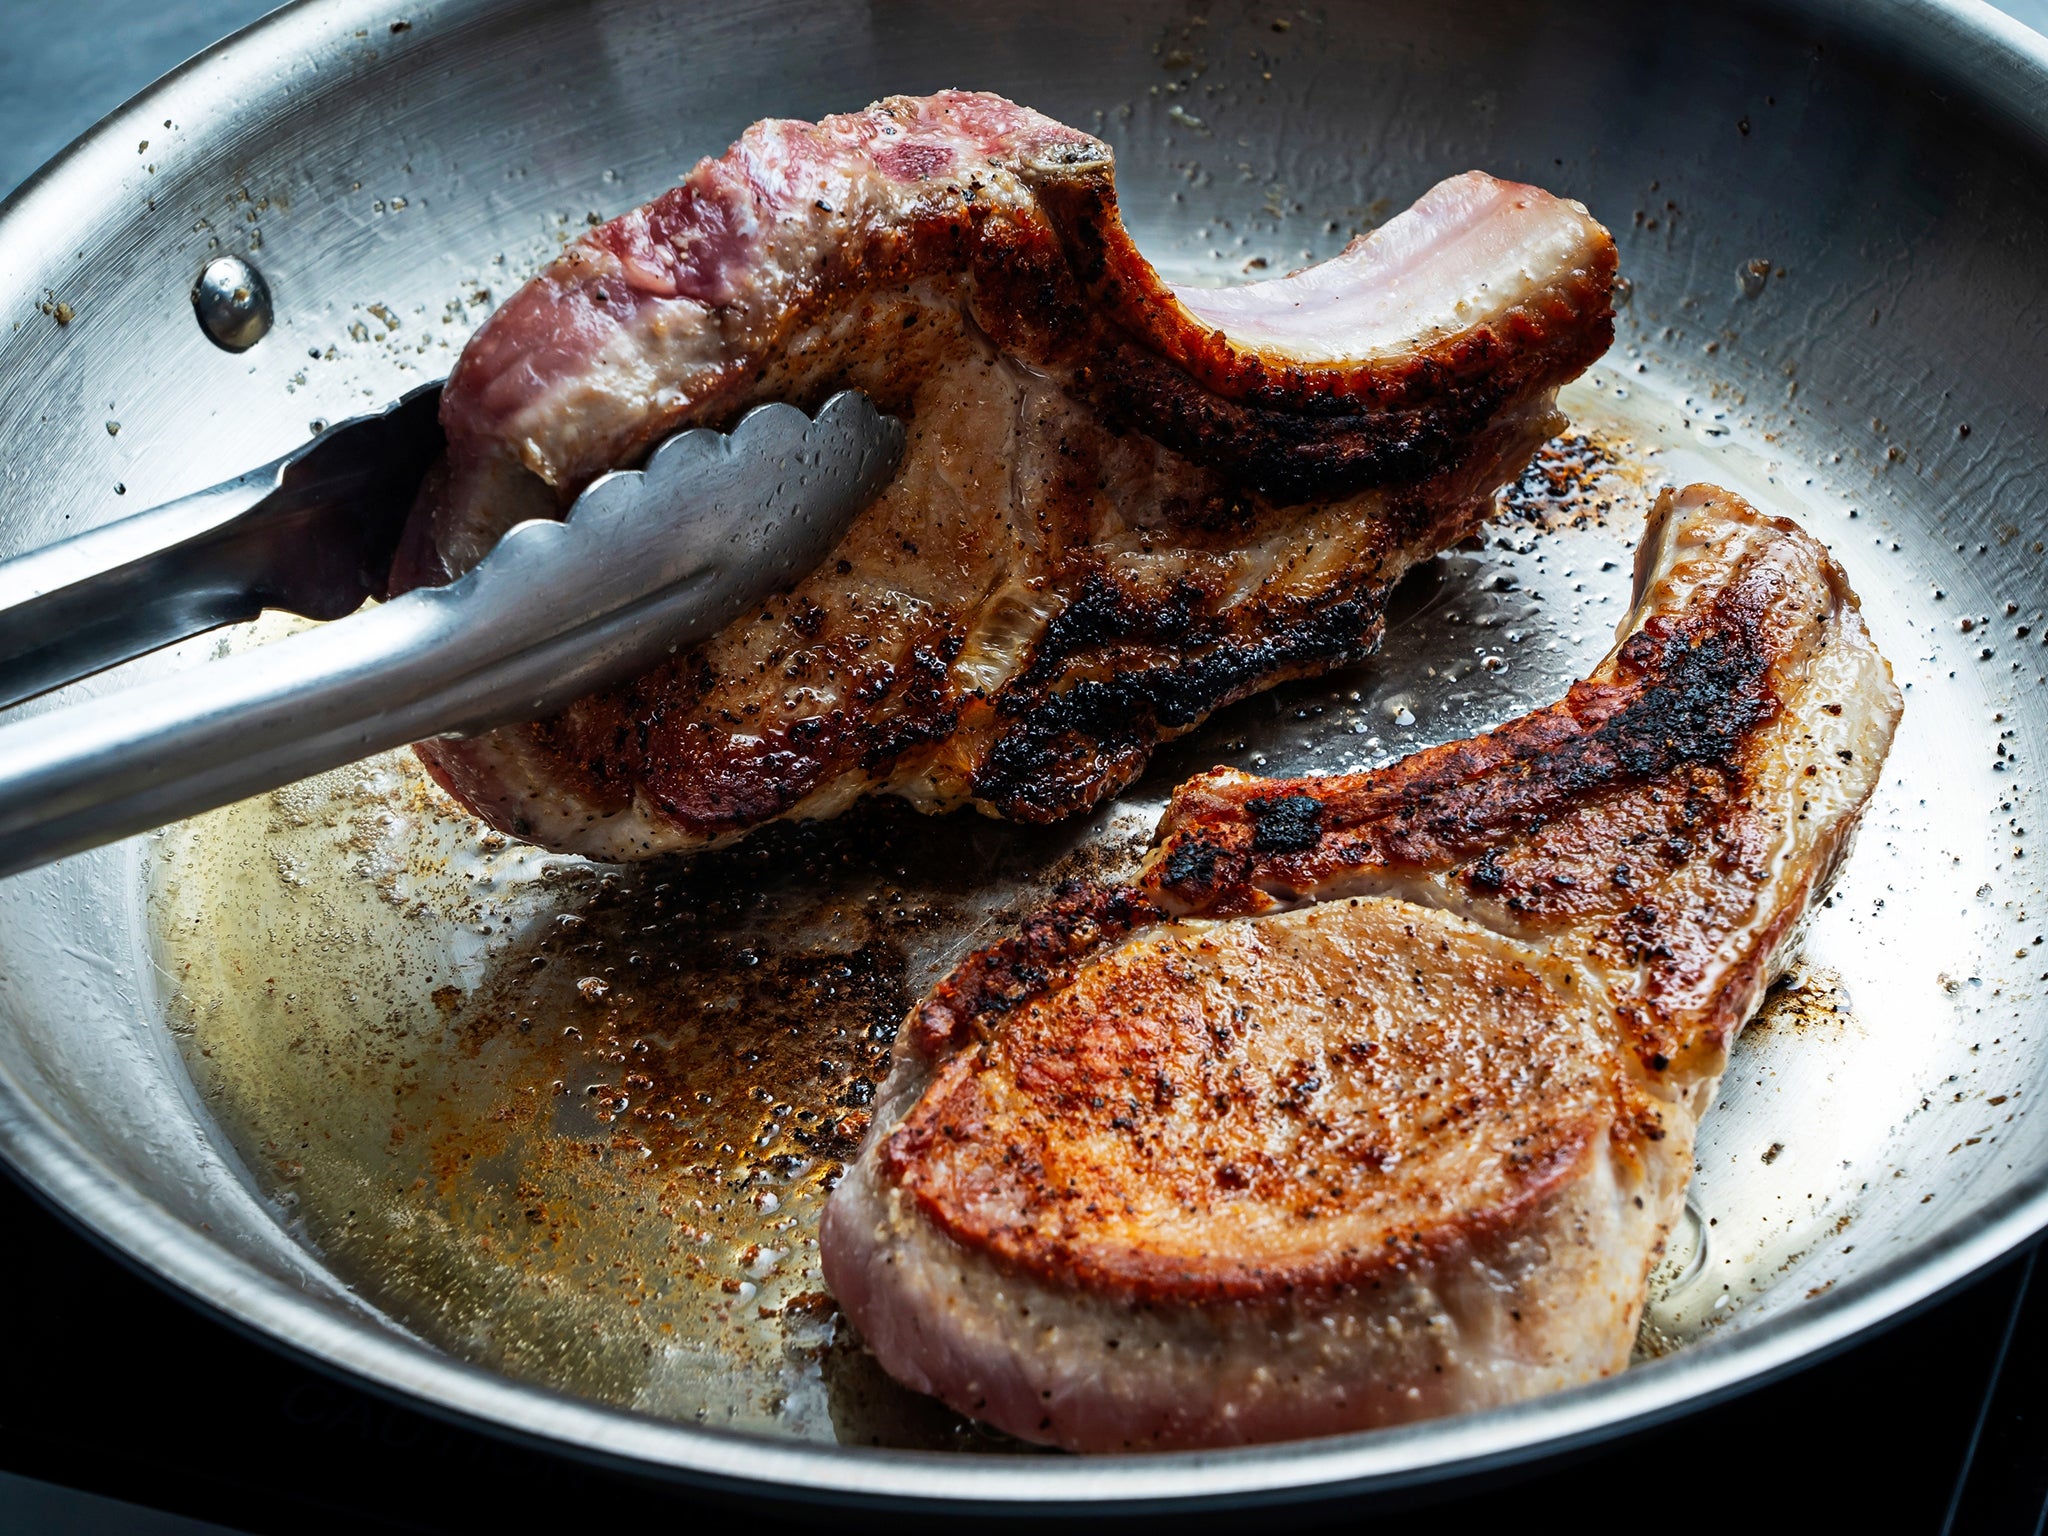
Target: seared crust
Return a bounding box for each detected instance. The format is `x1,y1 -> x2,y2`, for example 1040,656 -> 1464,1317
1031,160 -> 1619,499
391,92 -> 1616,858
821,485 -> 1903,1450
883,899 -> 1624,1303
1139,486 -> 1895,1084
905,880 -> 1162,1058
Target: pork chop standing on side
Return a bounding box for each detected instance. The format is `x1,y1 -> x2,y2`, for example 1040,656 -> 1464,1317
388,90 -> 1617,857
822,485 -> 1903,1451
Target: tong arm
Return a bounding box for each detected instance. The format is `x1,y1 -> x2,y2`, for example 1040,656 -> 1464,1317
0,393 -> 902,878
0,385 -> 444,708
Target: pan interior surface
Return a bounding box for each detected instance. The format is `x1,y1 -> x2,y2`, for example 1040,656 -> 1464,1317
0,0 -> 2045,1506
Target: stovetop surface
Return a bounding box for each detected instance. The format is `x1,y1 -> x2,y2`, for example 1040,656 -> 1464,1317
4,3 -> 2048,1531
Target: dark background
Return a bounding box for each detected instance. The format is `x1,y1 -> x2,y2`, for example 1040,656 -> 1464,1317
3,2 -> 2048,1530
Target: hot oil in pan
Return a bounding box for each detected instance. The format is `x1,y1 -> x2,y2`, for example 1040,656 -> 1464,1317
148,371 -> 2007,1441
152,745 -> 1148,1446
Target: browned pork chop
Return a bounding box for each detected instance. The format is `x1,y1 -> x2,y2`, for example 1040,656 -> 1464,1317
821,484 -> 1902,1451
389,91 -> 1616,857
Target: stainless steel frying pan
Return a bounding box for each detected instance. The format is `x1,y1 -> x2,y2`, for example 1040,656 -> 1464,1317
2,0 -> 2046,1514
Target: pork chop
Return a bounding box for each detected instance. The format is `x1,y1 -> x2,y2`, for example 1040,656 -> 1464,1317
821,484 -> 1902,1450
388,91 -> 1616,857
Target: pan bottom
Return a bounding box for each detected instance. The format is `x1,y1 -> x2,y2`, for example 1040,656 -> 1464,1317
145,364 -> 2020,1448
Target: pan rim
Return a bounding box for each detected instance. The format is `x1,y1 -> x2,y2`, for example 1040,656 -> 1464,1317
5,1065 -> 2043,1508
2,0 -> 2046,1507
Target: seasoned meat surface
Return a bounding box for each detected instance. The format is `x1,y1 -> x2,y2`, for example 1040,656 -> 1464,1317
389,91 -> 1616,857
822,485 -> 1903,1450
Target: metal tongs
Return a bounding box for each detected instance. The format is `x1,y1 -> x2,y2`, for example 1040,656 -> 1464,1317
0,388 -> 904,879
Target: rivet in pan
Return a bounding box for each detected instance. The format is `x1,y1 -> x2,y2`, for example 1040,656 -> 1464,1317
191,255 -> 273,352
